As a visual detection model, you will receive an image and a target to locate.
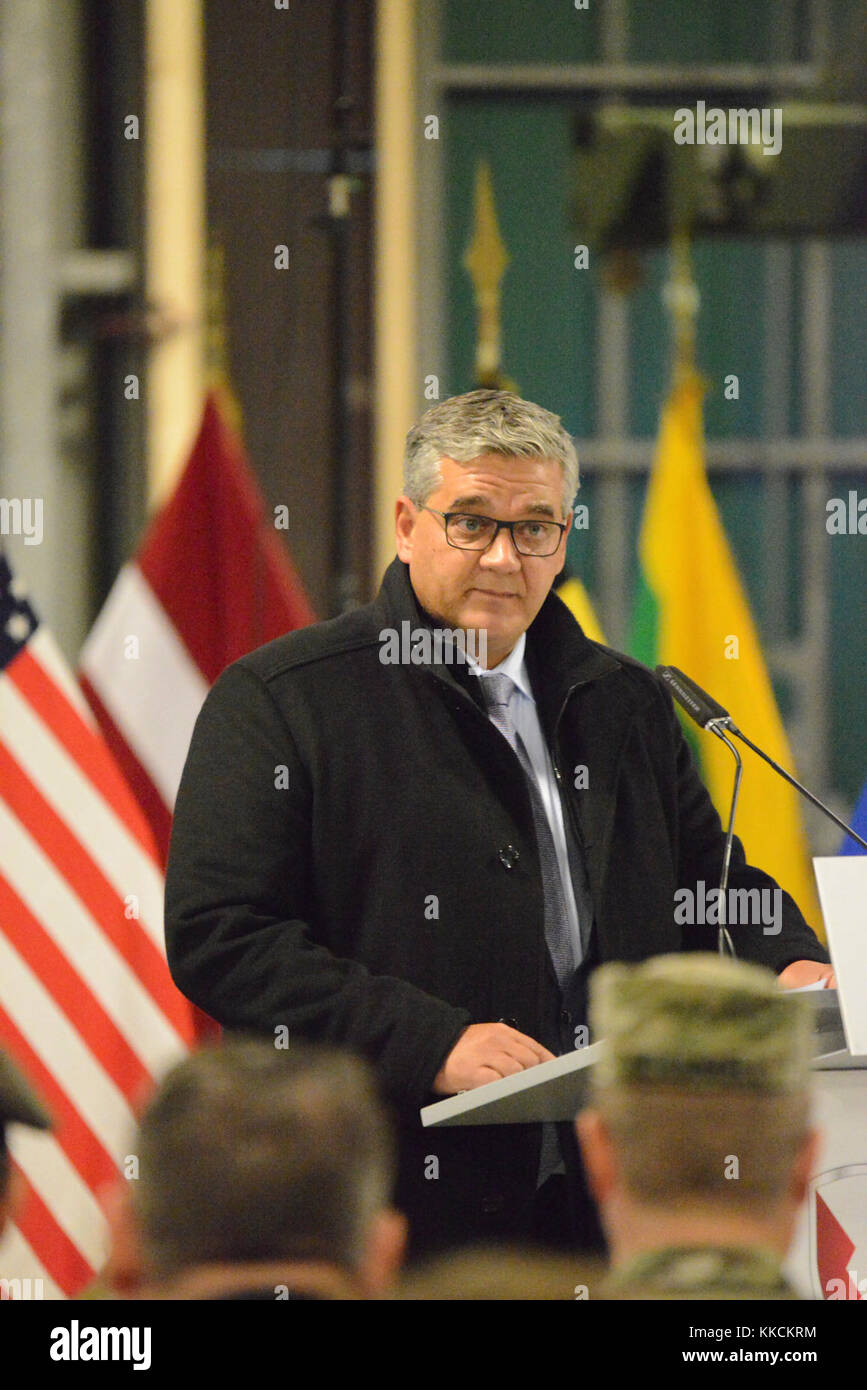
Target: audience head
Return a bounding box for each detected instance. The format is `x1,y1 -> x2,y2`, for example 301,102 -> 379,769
576,953 -> 819,1264
113,1036 -> 404,1298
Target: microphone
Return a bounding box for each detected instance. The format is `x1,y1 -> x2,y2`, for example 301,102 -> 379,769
657,666 -> 736,732
657,665 -> 867,853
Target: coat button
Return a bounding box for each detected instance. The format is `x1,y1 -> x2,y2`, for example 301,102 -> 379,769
481,1193 -> 504,1214
498,845 -> 520,870
498,1016 -> 518,1029
560,1008 -> 572,1027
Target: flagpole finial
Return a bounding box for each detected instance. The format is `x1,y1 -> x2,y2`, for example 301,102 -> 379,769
462,160 -> 517,390
662,230 -> 700,382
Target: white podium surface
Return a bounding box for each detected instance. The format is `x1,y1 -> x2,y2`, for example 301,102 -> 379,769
421,1041 -> 604,1127
421,988 -> 859,1129
813,855 -> 867,1058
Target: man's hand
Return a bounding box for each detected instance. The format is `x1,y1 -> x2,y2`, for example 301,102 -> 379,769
432,1023 -> 556,1095
777,959 -> 837,990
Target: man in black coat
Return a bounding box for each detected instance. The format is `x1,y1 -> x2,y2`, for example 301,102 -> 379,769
164,388 -> 831,1259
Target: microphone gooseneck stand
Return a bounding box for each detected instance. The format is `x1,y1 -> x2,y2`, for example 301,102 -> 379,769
706,717 -> 741,957
657,665 -> 867,959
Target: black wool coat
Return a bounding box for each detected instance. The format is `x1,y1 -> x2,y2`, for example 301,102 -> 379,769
164,557 -> 828,1255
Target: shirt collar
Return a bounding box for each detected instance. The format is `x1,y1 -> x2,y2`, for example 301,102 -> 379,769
467,631 -> 534,702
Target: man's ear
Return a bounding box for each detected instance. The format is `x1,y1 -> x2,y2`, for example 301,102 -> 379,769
0,1164 -> 25,1242
395,497 -> 417,563
360,1207 -> 407,1296
101,1179 -> 148,1297
790,1128 -> 822,1207
575,1107 -> 618,1204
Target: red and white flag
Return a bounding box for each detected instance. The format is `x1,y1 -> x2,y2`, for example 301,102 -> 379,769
79,391 -> 315,866
0,553 -> 196,1298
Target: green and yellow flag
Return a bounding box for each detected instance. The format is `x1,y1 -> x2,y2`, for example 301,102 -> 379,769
631,367 -> 822,933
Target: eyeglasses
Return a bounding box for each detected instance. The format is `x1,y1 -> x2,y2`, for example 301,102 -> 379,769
420,507 -> 567,558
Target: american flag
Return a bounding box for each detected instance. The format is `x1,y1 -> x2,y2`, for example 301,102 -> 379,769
0,553 -> 195,1298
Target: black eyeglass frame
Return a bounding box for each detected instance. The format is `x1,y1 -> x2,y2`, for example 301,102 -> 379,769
419,506 -> 568,557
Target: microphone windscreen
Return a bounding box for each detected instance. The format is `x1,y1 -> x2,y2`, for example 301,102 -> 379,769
656,666 -> 731,729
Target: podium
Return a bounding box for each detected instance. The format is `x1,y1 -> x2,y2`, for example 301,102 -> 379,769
421,854 -> 867,1300
421,992 -> 863,1126
421,994 -> 866,1298
788,856 -> 867,1298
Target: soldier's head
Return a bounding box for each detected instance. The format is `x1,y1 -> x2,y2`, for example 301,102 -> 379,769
576,954 -> 821,1264
110,1037 -> 405,1298
396,390 -> 577,667
0,1051 -> 52,1241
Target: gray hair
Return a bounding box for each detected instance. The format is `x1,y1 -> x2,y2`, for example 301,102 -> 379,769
404,388 -> 579,518
131,1037 -> 395,1279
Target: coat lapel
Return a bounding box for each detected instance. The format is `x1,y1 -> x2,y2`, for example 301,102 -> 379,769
523,590 -> 641,913
377,557 -> 646,909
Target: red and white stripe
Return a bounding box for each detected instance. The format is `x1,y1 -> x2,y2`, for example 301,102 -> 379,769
0,624 -> 195,1298
79,392 -> 315,866
79,564 -> 209,861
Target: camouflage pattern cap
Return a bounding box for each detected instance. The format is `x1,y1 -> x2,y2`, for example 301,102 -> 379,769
589,953 -> 813,1094
0,1051 -> 52,1132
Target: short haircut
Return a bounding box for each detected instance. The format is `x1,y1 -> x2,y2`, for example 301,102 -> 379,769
596,1085 -> 811,1214
131,1038 -> 395,1279
403,388 -> 579,518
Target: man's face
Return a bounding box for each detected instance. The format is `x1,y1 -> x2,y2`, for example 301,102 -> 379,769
395,454 -> 572,668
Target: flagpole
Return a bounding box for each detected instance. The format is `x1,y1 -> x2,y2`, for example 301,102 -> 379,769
373,0 -> 417,588
144,0 -> 207,509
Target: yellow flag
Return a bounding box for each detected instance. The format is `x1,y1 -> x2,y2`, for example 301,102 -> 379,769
556,576 -> 606,645
634,369 -> 822,933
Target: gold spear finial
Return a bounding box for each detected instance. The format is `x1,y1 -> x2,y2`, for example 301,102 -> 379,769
661,229 -> 700,386
462,161 -> 517,390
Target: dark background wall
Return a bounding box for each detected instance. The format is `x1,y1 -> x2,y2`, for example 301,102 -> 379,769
205,0 -> 375,618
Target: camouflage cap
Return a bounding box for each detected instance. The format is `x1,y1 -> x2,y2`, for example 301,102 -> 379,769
0,1051 -> 52,1133
589,953 -> 813,1094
